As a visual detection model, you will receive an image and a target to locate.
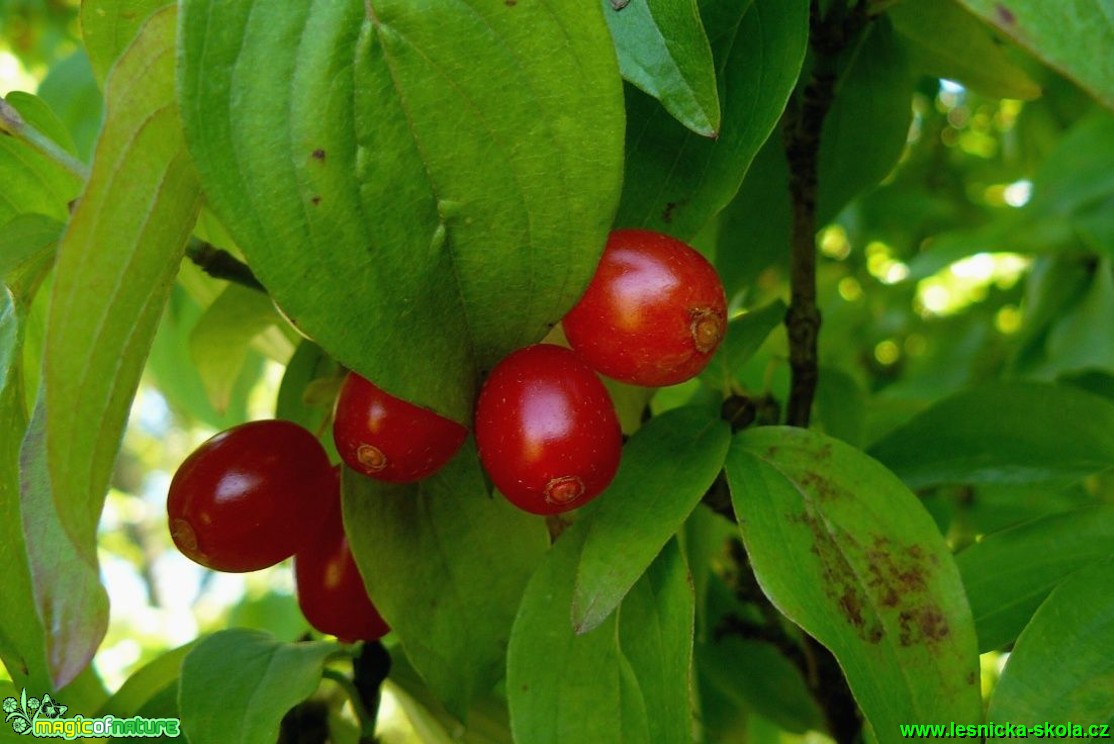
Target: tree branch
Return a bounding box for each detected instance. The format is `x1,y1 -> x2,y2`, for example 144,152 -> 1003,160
781,0 -> 871,428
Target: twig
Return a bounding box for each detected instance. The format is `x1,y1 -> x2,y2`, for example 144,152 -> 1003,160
0,96 -> 90,181
350,641 -> 392,744
781,0 -> 871,427
184,239 -> 266,293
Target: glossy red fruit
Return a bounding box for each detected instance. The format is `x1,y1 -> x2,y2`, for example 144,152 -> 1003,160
474,344 -> 622,515
333,372 -> 469,483
167,420 -> 333,572
562,228 -> 728,387
295,470 -> 390,643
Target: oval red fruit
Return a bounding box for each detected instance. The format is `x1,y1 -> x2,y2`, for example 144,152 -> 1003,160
167,420 -> 333,572
295,470 -> 390,643
474,344 -> 622,515
333,372 -> 469,483
562,229 -> 727,387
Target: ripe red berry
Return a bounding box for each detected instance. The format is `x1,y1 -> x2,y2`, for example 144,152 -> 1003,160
562,229 -> 727,387
295,470 -> 390,643
474,344 -> 622,515
333,372 -> 468,483
167,420 -> 333,572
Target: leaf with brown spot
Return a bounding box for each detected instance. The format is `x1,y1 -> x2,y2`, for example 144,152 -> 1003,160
725,427 -> 982,737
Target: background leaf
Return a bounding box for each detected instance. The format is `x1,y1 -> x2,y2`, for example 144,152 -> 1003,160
726,427 -> 982,737
602,0 -> 720,136
869,382 -> 1114,489
890,0 -> 1040,101
80,0 -> 168,84
699,299 -> 787,392
573,406 -> 729,633
954,0 -> 1114,110
817,19 -> 913,225
178,630 -> 340,744
43,6 -> 201,559
956,505 -> 1114,651
987,558 -> 1114,731
0,92 -> 82,225
178,0 -> 625,422
614,0 -> 808,239
343,446 -> 548,717
35,50 -> 103,162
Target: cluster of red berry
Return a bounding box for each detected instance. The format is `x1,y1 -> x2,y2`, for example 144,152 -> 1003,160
165,229 -> 726,641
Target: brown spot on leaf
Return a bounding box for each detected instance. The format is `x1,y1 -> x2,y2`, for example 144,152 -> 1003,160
661,199 -> 688,224
312,149 -> 326,161
967,671 -> 978,686
995,3 -> 1015,24
311,196 -> 321,206
505,0 -> 517,5
898,606 -> 949,647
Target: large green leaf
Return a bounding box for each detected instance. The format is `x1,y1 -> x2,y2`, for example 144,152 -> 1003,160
573,406 -> 729,633
726,427 -> 982,738
0,214 -> 61,692
615,0 -> 808,239
178,630 -> 341,744
0,92 -> 82,225
43,6 -> 202,555
602,0 -> 720,136
957,505 -> 1114,652
869,382 -> 1114,489
955,0 -> 1114,110
508,533 -> 695,743
817,18 -> 913,225
987,559 -> 1114,731
890,0 -> 1040,100
343,445 -> 548,717
178,0 -> 624,423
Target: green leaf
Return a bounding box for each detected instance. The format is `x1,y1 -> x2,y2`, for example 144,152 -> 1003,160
80,0 -> 169,84
573,407 -> 730,633
615,0 -> 808,239
617,540 -> 696,744
814,366 -> 867,447
987,559 -> 1114,730
956,505 -> 1114,652
726,427 -> 982,736
1046,259 -> 1114,374
146,286 -> 265,430
868,382 -> 1114,489
713,136 -> 791,298
954,0 -> 1114,110
43,6 -> 201,555
602,0 -> 720,136
0,92 -> 82,225
387,655 -> 513,744
508,527 -> 649,744
188,284 -> 284,414
18,399 -> 110,690
699,299 -> 787,392
178,630 -> 340,744
275,340 -> 342,440
343,444 -> 548,717
817,19 -> 913,225
178,0 -> 624,423
890,0 -> 1040,101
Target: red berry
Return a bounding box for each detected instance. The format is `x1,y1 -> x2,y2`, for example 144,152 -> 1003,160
333,372 -> 468,483
562,229 -> 727,387
295,470 -> 390,643
167,420 -> 333,572
474,344 -> 622,515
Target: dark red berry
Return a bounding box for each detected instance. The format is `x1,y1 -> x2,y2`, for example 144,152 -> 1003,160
333,372 -> 468,483
167,420 -> 333,572
562,229 -> 727,387
474,344 -> 622,515
295,469 -> 390,643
